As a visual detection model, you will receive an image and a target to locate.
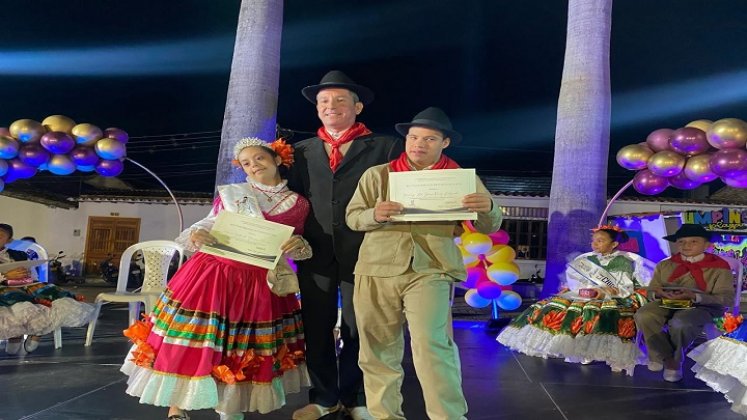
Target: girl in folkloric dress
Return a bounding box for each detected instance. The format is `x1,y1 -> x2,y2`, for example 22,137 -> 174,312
0,223 -> 94,354
689,309 -> 747,415
497,226 -> 653,375
121,138 -> 312,420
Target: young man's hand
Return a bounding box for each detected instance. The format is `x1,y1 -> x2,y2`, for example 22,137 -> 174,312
462,193 -> 493,214
374,201 -> 404,223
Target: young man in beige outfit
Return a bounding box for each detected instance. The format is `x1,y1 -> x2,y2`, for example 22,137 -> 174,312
346,107 -> 503,420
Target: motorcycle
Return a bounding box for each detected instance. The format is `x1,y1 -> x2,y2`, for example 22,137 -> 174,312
100,254 -> 118,284
100,253 -> 144,289
48,251 -> 68,284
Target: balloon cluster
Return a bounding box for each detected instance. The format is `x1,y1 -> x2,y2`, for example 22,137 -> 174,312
456,222 -> 523,311
0,115 -> 128,192
616,118 -> 747,195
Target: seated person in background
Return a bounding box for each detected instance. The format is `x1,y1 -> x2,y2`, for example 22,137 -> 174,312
0,223 -> 94,355
19,236 -> 38,260
634,224 -> 734,383
498,225 -> 652,375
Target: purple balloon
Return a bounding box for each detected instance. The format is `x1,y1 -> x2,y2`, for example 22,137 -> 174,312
0,178 -> 4,192
669,127 -> 710,156
40,131 -> 75,154
6,158 -> 37,180
95,159 -> 124,177
722,173 -> 747,188
104,127 -> 129,144
709,149 -> 747,177
18,144 -> 51,167
633,169 -> 669,195
668,172 -> 702,190
646,128 -> 674,152
476,280 -> 503,300
0,159 -> 6,177
70,146 -> 99,166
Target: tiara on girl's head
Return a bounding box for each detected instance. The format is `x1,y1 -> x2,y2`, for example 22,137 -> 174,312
233,137 -> 270,159
591,224 -> 624,233
232,137 -> 295,168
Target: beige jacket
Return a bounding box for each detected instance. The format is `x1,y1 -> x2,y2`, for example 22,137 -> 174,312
345,163 -> 503,280
649,255 -> 735,307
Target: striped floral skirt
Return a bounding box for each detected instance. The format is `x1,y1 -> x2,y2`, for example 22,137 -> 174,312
121,252 -> 309,415
497,291 -> 648,374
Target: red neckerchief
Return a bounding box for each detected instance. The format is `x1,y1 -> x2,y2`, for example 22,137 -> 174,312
388,152 -> 461,172
317,122 -> 372,172
668,253 -> 730,291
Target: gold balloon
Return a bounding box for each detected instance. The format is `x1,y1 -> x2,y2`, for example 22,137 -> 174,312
647,150 -> 685,177
683,153 -> 717,183
9,119 -> 45,143
685,119 -> 713,133
616,143 -> 654,170
706,118 -> 747,149
71,123 -> 103,146
486,244 -> 516,264
42,115 -> 77,133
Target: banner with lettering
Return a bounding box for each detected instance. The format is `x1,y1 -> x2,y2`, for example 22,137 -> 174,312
680,208 -> 747,231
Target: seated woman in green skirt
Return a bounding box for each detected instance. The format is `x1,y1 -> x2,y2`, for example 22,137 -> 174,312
497,225 -> 653,375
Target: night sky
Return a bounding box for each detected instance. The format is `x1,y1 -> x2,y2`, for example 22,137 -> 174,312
2,0 -> 747,194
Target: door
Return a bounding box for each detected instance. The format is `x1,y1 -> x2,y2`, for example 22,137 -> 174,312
84,216 -> 141,275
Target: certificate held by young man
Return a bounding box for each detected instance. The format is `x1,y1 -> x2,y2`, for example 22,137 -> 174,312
388,168 -> 477,222
200,211 -> 294,270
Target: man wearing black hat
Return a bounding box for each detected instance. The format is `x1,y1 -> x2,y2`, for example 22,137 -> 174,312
345,107 -> 502,419
634,224 -> 734,382
288,70 -> 402,420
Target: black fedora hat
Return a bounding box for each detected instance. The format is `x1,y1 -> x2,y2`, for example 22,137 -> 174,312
395,107 -> 462,143
301,70 -> 374,105
663,223 -> 713,242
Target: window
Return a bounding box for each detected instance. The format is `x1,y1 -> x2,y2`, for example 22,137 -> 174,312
502,219 -> 547,260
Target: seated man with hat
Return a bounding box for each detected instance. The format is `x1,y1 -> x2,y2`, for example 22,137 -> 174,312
634,223 -> 734,382
345,107 -> 502,419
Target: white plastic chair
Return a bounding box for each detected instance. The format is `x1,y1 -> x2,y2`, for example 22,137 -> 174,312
8,241 -> 49,283
84,240 -> 185,346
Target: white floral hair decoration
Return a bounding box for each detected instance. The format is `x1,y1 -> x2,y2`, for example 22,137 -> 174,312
232,137 -> 295,167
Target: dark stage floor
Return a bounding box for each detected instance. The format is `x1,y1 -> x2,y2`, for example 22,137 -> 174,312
1,301 -> 743,420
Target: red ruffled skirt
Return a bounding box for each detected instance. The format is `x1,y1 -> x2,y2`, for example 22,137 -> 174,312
121,252 -> 308,414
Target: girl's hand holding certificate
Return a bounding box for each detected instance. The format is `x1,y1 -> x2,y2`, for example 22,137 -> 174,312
190,228 -> 217,249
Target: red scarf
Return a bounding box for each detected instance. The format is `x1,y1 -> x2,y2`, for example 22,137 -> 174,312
388,152 -> 461,172
317,122 -> 372,171
667,253 -> 730,291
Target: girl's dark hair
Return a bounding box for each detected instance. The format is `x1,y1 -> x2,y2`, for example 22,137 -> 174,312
597,228 -> 629,244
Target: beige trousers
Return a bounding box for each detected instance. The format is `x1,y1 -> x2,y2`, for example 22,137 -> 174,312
354,270 -> 468,420
634,300 -> 718,365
